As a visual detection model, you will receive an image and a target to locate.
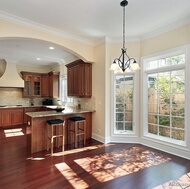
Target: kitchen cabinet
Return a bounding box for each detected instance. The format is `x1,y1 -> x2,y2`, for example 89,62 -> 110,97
49,71 -> 60,98
21,71 -> 60,98
41,74 -> 49,97
21,72 -> 41,97
66,60 -> 92,98
0,108 -> 23,127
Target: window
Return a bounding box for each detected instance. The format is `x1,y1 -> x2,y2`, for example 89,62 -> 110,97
114,74 -> 134,134
60,75 -> 73,105
143,52 -> 186,143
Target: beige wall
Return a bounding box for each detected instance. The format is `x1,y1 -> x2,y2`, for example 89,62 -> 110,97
141,24 -> 190,57
92,43 -> 106,140
0,19 -> 95,62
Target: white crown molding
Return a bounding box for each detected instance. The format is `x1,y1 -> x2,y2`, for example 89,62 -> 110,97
140,18 -> 190,41
0,11 -> 190,47
0,11 -> 95,47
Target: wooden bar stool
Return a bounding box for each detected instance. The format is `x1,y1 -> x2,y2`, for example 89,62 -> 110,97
46,119 -> 65,155
68,116 -> 86,148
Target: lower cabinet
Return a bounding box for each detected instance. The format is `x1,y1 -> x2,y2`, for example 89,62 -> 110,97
0,108 -> 24,127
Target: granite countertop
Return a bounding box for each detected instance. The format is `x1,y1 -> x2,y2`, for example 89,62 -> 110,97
26,107 -> 95,118
0,105 -> 46,108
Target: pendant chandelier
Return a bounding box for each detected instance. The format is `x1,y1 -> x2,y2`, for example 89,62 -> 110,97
110,0 -> 140,72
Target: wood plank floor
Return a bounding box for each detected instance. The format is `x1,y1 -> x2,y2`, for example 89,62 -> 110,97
0,126 -> 190,189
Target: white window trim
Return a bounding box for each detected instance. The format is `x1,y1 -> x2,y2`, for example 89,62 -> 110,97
110,69 -> 140,138
141,45 -> 190,148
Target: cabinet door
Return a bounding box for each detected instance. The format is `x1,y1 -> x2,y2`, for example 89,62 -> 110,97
23,75 -> 32,97
11,108 -> 24,126
1,110 -> 12,126
78,64 -> 85,96
41,75 -> 49,97
49,72 -> 60,98
33,75 -> 41,97
84,64 -> 92,97
67,68 -> 74,96
73,66 -> 79,96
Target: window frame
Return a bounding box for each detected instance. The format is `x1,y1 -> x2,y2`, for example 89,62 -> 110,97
141,46 -> 189,147
111,70 -> 139,138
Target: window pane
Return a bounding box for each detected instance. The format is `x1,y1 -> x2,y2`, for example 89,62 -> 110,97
125,122 -> 133,131
171,105 -> 184,116
159,104 -> 170,115
171,129 -> 185,141
148,124 -> 158,135
159,126 -> 170,138
116,113 -> 124,121
148,104 -> 159,114
148,114 -> 157,124
172,117 -> 184,129
159,115 -> 170,126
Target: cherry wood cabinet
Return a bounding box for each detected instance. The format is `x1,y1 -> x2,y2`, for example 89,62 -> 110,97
41,74 -> 49,97
66,59 -> 92,98
21,72 -> 41,97
49,71 -> 60,98
0,108 -> 23,127
21,71 -> 60,98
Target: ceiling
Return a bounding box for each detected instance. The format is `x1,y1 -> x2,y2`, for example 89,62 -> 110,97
0,0 -> 190,66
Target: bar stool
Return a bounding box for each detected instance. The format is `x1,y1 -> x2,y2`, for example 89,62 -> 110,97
68,116 -> 86,148
46,119 -> 65,155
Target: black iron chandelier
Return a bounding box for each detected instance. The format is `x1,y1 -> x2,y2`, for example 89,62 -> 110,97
110,0 -> 140,72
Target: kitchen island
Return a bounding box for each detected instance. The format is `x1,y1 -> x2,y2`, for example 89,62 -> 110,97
26,107 -> 95,153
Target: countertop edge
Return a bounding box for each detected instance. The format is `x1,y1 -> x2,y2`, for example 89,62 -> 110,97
26,109 -> 96,118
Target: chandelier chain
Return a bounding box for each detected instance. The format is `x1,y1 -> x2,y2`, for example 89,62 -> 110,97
123,6 -> 125,49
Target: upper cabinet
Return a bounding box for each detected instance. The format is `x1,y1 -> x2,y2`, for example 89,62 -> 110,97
66,60 -> 92,98
49,71 -> 60,98
21,71 -> 60,98
21,72 -> 41,97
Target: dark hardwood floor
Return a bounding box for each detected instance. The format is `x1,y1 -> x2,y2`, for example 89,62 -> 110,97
0,126 -> 190,189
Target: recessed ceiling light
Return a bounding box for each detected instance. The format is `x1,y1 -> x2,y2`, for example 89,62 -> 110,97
49,46 -> 54,50
36,58 -> 41,60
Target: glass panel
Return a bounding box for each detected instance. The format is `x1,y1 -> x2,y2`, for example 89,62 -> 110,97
172,117 -> 184,129
148,124 -> 158,135
116,122 -> 124,130
146,54 -> 185,70
159,104 -> 170,115
148,104 -> 158,114
159,115 -> 170,126
116,113 -> 124,121
172,94 -> 185,104
171,105 -> 185,116
125,122 -> 133,131
116,104 -> 124,112
171,129 -> 185,141
125,112 -> 132,121
159,126 -> 170,138
148,93 -> 158,104
148,114 -> 157,124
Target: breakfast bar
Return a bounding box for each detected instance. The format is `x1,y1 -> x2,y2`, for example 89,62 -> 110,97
26,107 -> 95,153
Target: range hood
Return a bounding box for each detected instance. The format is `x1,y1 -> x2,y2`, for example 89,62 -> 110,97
0,61 -> 24,88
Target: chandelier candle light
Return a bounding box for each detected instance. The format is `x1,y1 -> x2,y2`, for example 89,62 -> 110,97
110,0 -> 140,72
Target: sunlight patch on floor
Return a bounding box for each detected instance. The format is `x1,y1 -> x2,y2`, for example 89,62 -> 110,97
4,128 -> 24,137
50,144 -> 115,157
27,157 -> 45,161
55,162 -> 89,189
75,146 -> 171,182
